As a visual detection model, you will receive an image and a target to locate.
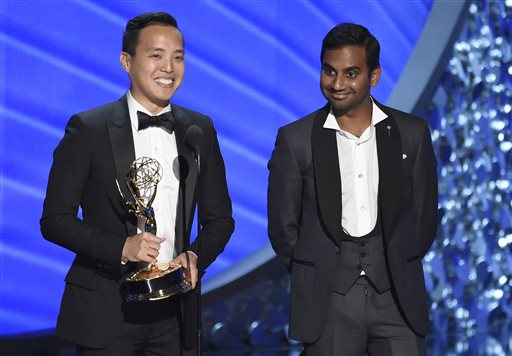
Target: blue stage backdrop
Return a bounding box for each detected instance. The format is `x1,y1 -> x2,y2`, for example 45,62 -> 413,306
0,0 -> 433,335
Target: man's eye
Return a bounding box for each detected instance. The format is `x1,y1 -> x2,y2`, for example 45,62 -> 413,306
152,54 -> 161,59
323,68 -> 335,76
346,71 -> 357,78
175,55 -> 184,61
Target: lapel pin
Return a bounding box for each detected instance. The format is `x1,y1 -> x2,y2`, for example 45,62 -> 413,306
402,154 -> 407,159
387,126 -> 391,136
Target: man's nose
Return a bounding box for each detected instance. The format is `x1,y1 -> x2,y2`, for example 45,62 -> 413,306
161,58 -> 173,72
331,75 -> 345,90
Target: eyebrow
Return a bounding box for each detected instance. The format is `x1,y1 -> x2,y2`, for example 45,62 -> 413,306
321,63 -> 361,72
147,47 -> 185,53
343,66 -> 361,72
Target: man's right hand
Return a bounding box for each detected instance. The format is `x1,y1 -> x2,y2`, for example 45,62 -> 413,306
121,232 -> 165,264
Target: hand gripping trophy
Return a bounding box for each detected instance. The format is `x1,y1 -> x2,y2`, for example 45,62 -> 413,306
117,156 -> 190,302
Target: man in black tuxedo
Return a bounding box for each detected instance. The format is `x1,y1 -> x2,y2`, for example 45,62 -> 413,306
268,23 -> 437,355
41,12 -> 234,355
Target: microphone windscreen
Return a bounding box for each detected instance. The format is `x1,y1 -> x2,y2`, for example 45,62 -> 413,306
185,125 -> 204,155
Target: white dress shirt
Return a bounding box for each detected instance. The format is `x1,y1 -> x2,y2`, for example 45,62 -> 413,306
323,99 -> 387,237
127,91 -> 180,263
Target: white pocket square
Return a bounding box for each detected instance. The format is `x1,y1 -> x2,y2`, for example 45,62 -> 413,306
402,154 -> 407,159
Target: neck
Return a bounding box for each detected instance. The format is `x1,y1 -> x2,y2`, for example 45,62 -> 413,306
335,101 -> 373,137
129,90 -> 169,115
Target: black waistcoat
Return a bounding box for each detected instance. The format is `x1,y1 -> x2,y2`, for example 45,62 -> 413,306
332,208 -> 391,294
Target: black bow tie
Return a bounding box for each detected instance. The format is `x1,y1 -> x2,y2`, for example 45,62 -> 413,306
137,111 -> 176,132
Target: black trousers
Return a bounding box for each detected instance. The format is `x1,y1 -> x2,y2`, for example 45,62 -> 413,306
77,298 -> 183,356
304,277 -> 427,356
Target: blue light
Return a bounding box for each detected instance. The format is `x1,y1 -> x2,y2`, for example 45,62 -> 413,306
0,0 -> 433,335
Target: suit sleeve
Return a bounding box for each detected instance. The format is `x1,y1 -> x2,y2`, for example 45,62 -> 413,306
40,115 -> 125,269
189,120 -> 234,271
267,127 -> 303,268
413,120 -> 438,257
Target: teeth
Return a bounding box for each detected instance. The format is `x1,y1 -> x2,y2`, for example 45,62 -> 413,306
156,78 -> 173,85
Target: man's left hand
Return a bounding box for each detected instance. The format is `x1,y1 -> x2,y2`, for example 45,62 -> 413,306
171,251 -> 198,289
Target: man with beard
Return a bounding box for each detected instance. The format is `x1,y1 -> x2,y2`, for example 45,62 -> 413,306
268,23 -> 437,355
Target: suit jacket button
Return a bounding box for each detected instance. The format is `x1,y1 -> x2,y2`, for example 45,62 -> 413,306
335,247 -> 340,255
361,252 -> 366,257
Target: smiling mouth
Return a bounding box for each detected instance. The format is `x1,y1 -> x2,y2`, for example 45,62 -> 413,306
330,91 -> 351,100
155,78 -> 174,86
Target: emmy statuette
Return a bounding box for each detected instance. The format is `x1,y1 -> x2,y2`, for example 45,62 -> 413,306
116,157 -> 190,302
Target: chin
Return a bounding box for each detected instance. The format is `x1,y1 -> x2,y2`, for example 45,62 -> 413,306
155,93 -> 174,103
331,103 -> 349,112
162,89 -> 178,100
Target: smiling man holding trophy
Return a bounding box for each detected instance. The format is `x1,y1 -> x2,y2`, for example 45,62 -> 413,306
41,12 -> 234,355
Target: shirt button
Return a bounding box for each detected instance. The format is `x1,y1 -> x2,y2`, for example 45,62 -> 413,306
358,173 -> 363,178
360,241 -> 366,247
360,206 -> 366,211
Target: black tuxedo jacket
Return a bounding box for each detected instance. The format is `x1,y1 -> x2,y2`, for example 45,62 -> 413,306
268,100 -> 438,342
41,95 -> 234,349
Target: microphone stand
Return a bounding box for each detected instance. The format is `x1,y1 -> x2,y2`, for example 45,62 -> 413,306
184,125 -> 204,355
193,147 -> 202,356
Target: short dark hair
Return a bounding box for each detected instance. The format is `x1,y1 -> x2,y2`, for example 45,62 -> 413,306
122,12 -> 181,56
321,23 -> 380,73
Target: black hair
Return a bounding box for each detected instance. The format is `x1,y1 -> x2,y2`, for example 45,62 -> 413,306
122,12 -> 181,55
321,23 -> 380,73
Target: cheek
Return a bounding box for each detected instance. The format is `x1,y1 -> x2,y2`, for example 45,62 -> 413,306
320,77 -> 329,88
130,67 -> 149,81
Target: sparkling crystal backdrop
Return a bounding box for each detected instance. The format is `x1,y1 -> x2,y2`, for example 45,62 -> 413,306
425,1 -> 512,352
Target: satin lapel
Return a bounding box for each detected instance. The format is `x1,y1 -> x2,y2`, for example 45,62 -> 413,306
107,96 -> 137,236
311,105 -> 343,245
375,111 -> 403,244
172,105 -> 196,250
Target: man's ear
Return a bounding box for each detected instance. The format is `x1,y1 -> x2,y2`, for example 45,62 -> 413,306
370,67 -> 381,87
120,52 -> 130,73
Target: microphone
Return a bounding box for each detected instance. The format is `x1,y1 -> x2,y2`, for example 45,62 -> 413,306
184,125 -> 204,158
184,124 -> 204,355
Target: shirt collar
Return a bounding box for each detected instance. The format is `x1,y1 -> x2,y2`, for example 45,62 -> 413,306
127,91 -> 171,130
323,97 -> 388,133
